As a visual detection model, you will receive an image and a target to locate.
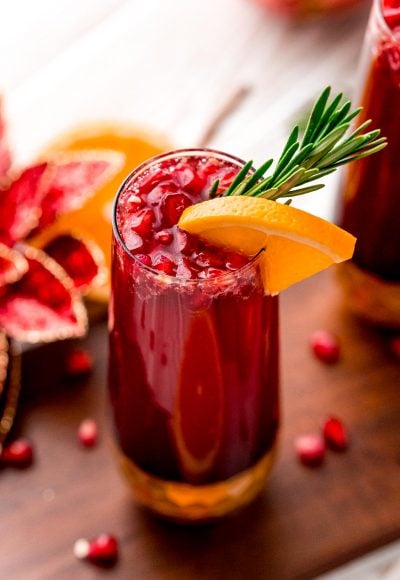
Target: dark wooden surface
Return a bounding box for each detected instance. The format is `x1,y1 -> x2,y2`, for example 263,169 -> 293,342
1,269 -> 400,580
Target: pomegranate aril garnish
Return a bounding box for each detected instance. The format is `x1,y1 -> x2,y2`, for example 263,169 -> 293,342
154,255 -> 176,275
155,230 -> 173,245
136,254 -> 152,267
225,252 -> 249,271
176,258 -> 194,279
127,193 -> 143,209
1,438 -> 34,467
295,435 -> 325,467
322,416 -> 349,451
199,267 -> 226,279
78,419 -> 98,448
161,193 -> 192,227
130,208 -> 154,237
74,534 -> 119,565
174,163 -> 204,192
176,230 -> 196,255
65,348 -> 93,376
195,251 -> 222,268
310,330 -> 340,364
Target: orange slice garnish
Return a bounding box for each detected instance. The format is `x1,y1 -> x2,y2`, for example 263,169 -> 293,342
178,196 -> 356,294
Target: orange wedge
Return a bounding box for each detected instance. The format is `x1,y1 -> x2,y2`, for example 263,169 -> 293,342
178,196 -> 356,294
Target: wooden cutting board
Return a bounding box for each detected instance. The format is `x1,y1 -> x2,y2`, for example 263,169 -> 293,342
0,269 -> 399,580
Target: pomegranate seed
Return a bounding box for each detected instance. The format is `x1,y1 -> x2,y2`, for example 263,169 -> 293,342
138,169 -> 165,194
161,193 -> 191,226
198,267 -> 225,279
65,348 -> 93,376
154,255 -> 176,275
225,252 -> 249,271
174,163 -> 204,192
78,419 -> 98,448
390,336 -> 400,358
176,258 -> 193,279
176,230 -> 196,255
135,254 -> 152,267
155,230 -> 173,245
322,416 -> 349,451
127,193 -> 143,209
74,534 -> 119,565
295,435 -> 325,467
124,230 -> 145,253
1,438 -> 34,467
310,330 -> 340,364
130,208 -> 154,237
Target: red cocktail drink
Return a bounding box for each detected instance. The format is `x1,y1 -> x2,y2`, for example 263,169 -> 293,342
109,150 -> 279,521
339,0 -> 400,325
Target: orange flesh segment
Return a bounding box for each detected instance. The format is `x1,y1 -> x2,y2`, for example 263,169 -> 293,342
178,196 -> 356,294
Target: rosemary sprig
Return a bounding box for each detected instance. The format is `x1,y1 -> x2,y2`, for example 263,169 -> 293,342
217,87 -> 387,201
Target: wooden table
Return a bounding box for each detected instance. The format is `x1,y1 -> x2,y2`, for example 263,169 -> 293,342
1,270 -> 399,580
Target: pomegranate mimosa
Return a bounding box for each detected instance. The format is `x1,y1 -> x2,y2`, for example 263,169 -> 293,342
109,88 -> 382,521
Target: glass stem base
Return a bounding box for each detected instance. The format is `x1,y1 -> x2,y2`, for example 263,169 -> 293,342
337,261 -> 400,328
117,446 -> 276,522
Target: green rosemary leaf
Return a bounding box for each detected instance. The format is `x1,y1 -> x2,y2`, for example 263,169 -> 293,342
213,87 -> 387,202
302,87 -> 331,146
240,158 -> 274,194
224,160 -> 253,196
209,179 -> 220,199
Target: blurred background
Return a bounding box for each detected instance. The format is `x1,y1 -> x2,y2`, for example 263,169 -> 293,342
1,0 -> 371,220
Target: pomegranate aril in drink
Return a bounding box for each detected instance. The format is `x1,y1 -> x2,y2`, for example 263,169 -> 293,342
130,208 -> 154,237
161,193 -> 191,227
155,230 -> 173,245
225,252 -> 249,271
154,255 -> 176,275
1,438 -> 34,467
310,330 -> 340,364
136,254 -> 152,267
295,435 -> 325,467
74,534 -> 119,565
78,419 -> 98,448
176,230 -> 196,255
322,416 -> 349,451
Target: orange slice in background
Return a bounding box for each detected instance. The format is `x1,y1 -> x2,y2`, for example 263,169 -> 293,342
32,124 -> 169,301
178,196 -> 356,295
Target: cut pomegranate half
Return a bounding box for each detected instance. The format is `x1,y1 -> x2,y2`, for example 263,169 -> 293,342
0,97 -> 11,178
43,233 -> 106,292
36,150 -> 124,231
0,163 -> 48,246
0,245 -> 87,343
0,243 -> 28,288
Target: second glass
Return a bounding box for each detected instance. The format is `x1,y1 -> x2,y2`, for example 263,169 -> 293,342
109,150 -> 279,522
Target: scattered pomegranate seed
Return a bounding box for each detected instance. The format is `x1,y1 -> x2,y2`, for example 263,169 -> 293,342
310,330 -> 340,364
295,435 -> 326,467
322,416 -> 349,451
390,336 -> 400,358
1,438 -> 34,467
74,534 -> 119,566
78,419 -> 98,448
65,348 -> 93,376
153,255 -> 176,275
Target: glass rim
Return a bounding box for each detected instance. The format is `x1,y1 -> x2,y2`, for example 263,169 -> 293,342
375,0 -> 398,44
112,147 -> 266,287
